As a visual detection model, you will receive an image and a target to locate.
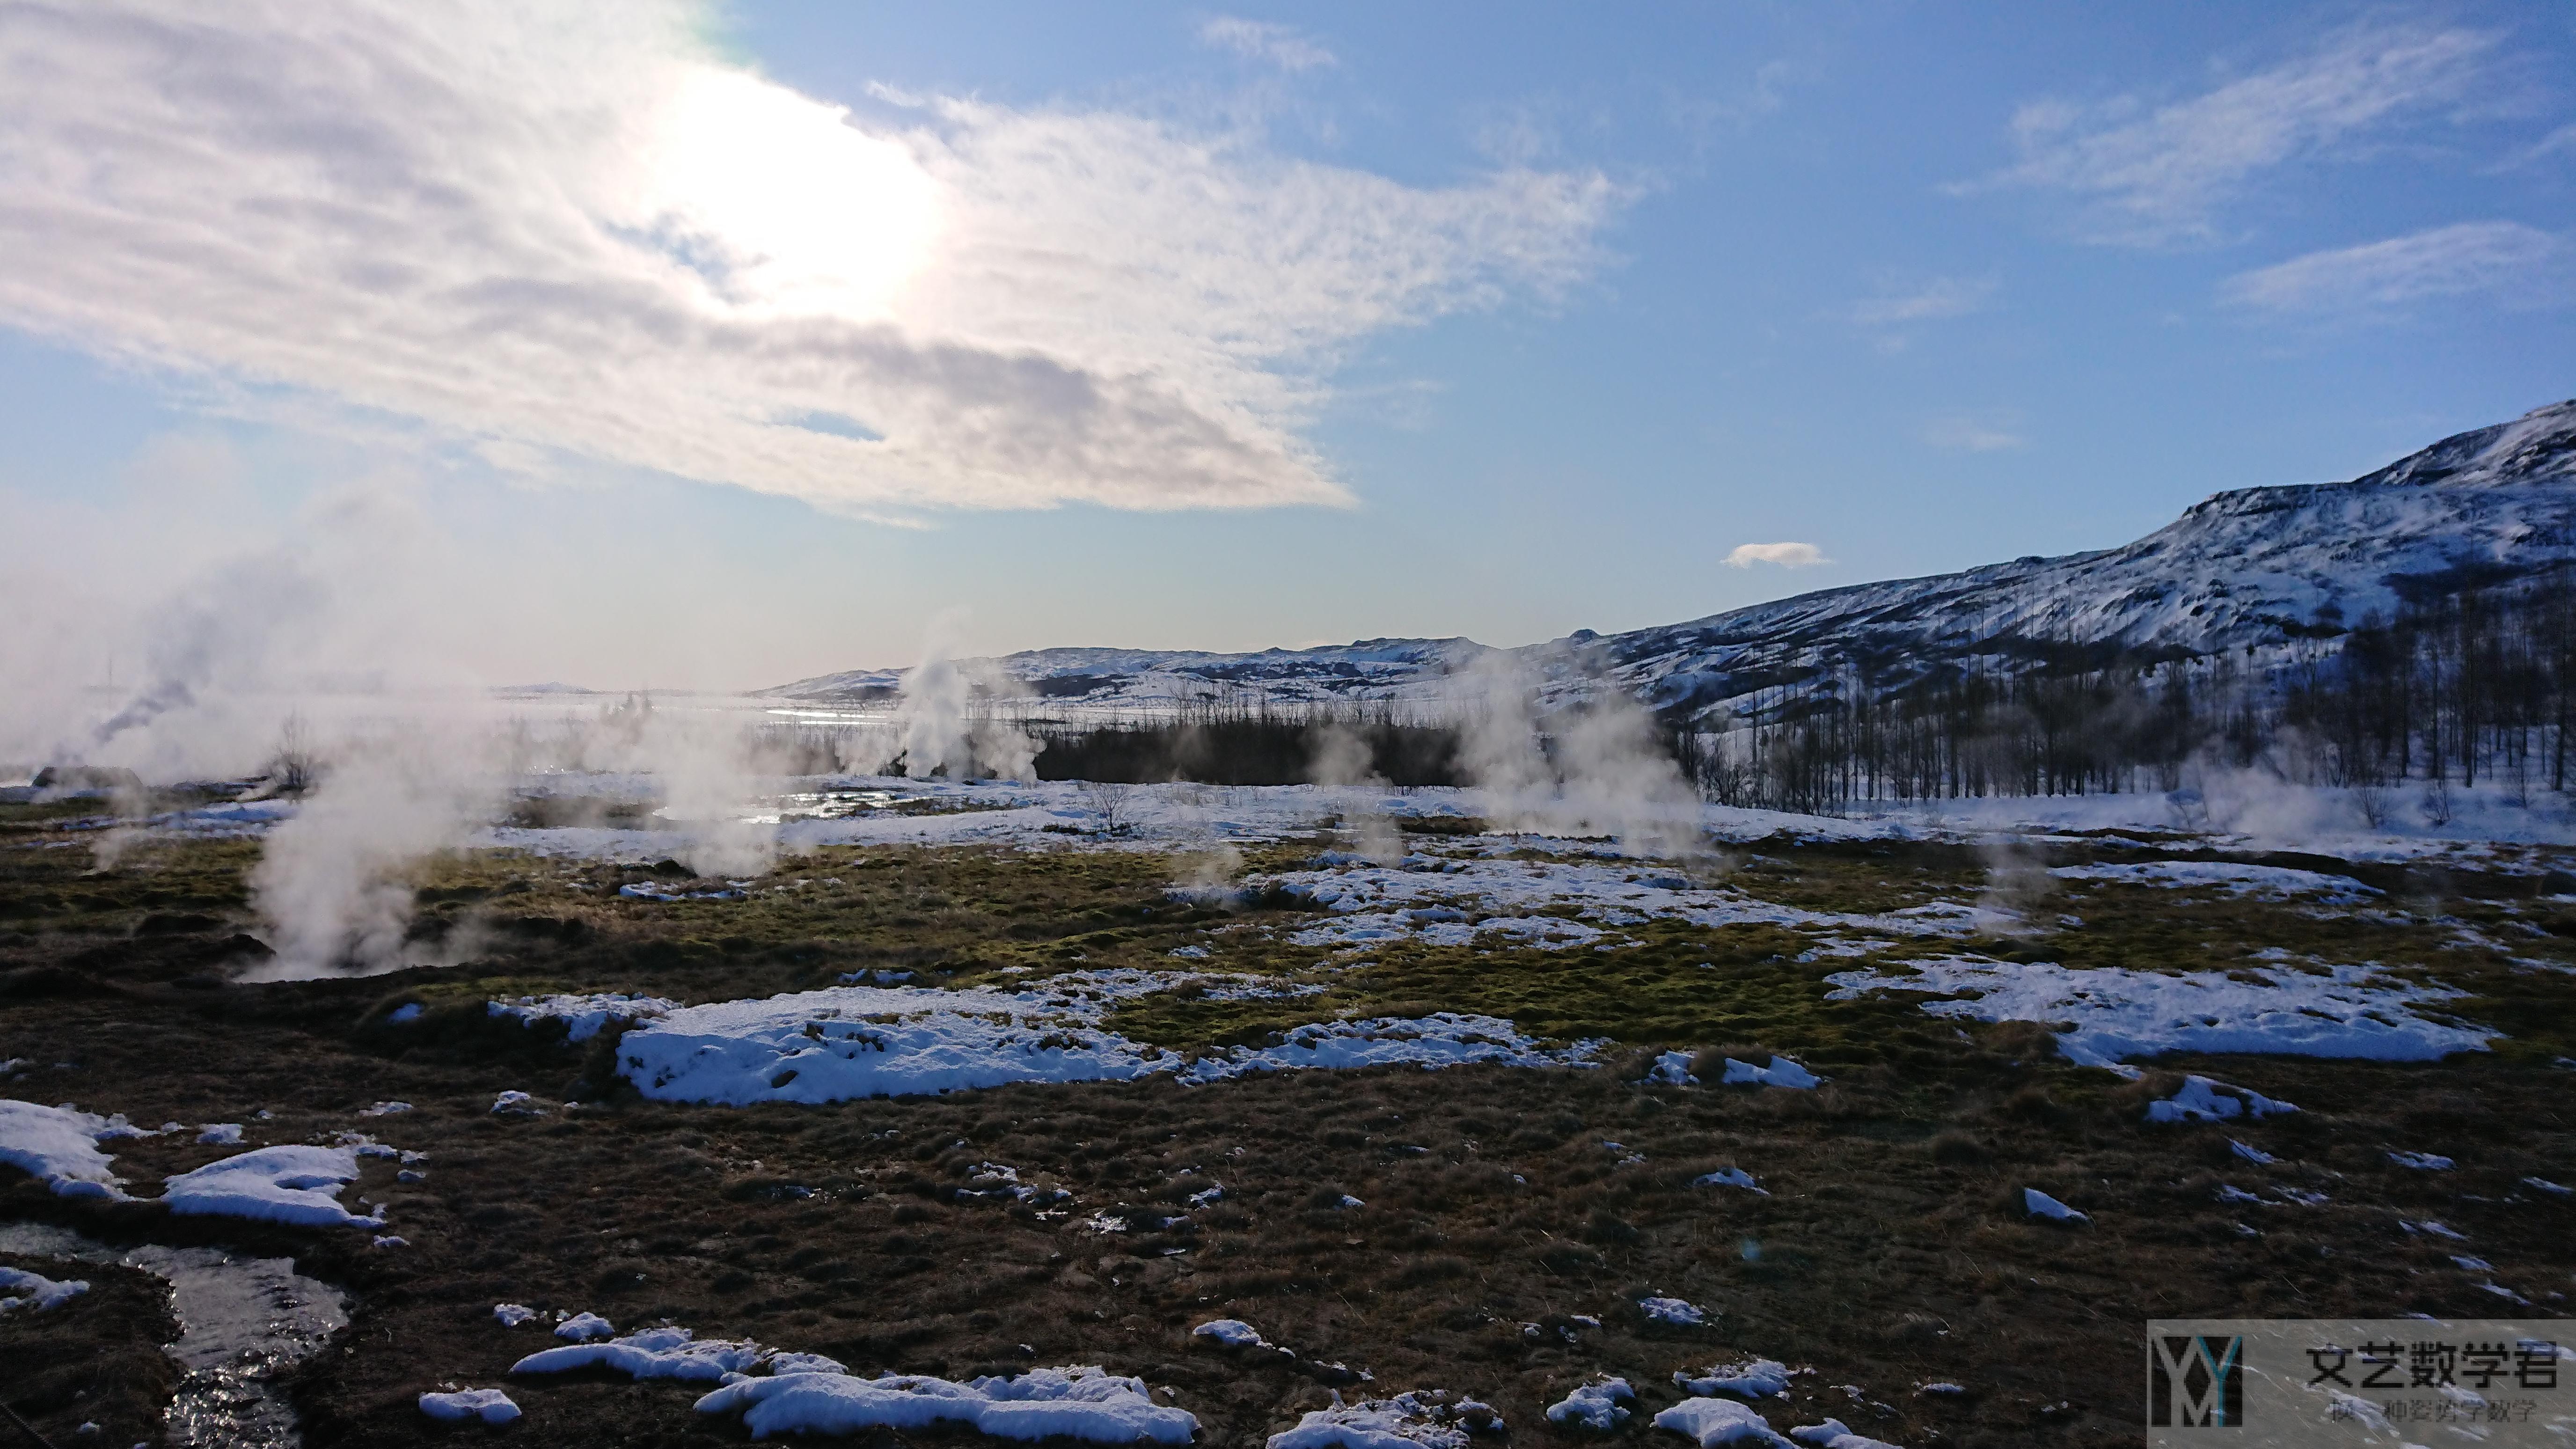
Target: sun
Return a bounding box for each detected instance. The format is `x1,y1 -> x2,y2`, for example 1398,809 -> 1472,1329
636,66 -> 940,321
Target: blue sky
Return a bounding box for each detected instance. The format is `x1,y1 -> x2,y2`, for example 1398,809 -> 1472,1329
1,1 -> 2570,691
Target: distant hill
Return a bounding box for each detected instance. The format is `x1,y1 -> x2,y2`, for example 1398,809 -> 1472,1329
764,400 -> 2576,721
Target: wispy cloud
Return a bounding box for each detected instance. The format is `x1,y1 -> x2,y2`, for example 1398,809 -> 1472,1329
1924,416 -> 2027,453
1724,541 -> 1830,568
0,1 -> 1616,516
1848,277 -> 1997,327
2496,120 -> 2576,170
1197,16 -> 1337,72
1963,23 -> 2499,245
2220,221 -> 2568,315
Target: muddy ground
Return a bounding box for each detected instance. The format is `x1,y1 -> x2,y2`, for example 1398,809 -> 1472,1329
4,802 -> 2574,1448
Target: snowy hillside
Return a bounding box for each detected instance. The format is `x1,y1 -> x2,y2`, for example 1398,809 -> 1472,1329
767,400 -> 2576,719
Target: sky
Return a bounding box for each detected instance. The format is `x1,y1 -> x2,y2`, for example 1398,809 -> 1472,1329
2,0 -> 2572,694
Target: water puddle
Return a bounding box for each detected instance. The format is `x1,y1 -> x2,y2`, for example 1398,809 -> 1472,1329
0,1222 -> 347,1448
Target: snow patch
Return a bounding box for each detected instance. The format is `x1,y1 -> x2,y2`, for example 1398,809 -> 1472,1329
1265,1390 -> 1490,1448
0,1264 -> 89,1311
490,993 -> 676,1042
1792,1417 -> 1901,1449
2049,861 -> 2379,901
420,1389 -> 520,1424
512,1324 -> 765,1381
1192,1319 -> 1269,1348
162,1145 -> 381,1228
1718,1056 -> 1819,1090
554,1312 -> 615,1341
1693,1168 -> 1766,1194
1653,1397 -> 1778,1447
2022,1188 -> 2087,1222
1675,1360 -> 1792,1398
1826,958 -> 2488,1066
1637,1051 -> 1698,1086
2144,1076 -> 2298,1123
1182,1014 -> 1603,1083
0,1100 -> 130,1199
1546,1377 -> 1635,1431
695,1365 -> 1198,1445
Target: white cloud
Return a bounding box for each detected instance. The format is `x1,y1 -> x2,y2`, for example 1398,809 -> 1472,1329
1724,542 -> 1830,569
2498,120 -> 2576,170
2220,222 -> 2568,315
1966,23 -> 2499,245
1197,16 -> 1337,73
0,1 -> 1614,515
1847,277 -> 1997,327
1924,417 -> 2027,452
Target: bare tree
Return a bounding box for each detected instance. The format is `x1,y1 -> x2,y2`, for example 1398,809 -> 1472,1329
1077,780 -> 1137,837
265,713 -> 322,797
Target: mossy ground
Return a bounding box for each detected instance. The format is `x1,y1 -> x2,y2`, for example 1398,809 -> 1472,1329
3,808 -> 2574,1448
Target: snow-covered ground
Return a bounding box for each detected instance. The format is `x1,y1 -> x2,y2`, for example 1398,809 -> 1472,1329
162,1145 -> 384,1228
0,1100 -> 131,1199
1825,956 -> 2491,1068
585,968 -> 1605,1106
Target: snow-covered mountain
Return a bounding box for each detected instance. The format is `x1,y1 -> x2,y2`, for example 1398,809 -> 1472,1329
766,399 -> 2576,720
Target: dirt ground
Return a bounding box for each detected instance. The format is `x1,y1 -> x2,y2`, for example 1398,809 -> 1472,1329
4,806 -> 2574,1448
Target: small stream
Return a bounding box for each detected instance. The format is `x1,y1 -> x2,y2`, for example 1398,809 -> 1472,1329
0,1222 -> 346,1448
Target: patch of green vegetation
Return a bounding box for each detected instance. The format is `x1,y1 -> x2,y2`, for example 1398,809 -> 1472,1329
1716,837 -> 1990,916
0,834 -> 258,936
1107,919 -> 1939,1071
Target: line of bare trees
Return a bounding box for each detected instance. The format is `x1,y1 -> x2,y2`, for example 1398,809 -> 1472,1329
1675,570 -> 2576,815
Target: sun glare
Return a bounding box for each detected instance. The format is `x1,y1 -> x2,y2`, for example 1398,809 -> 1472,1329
641,67 -> 940,319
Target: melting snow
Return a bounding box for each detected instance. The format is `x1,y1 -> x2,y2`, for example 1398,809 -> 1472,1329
2386,1150 -> 2455,1170
1718,1056 -> 1820,1089
0,1264 -> 89,1311
162,1145 -> 382,1228
2049,861 -> 2379,901
1692,1168 -> 1766,1194
2022,1188 -> 2088,1222
494,1303 -> 537,1327
0,1099 -> 129,1199
513,1324 -> 765,1381
1192,1319 -> 1269,1348
695,1365 -> 1198,1445
1265,1390 -> 1488,1449
1640,1295 -> 1707,1326
420,1389 -> 520,1424
1637,1051 -> 1698,1086
555,1312 -> 615,1341
491,993 -> 676,1041
1181,1014 -> 1603,1083
1792,1417 -> 1902,1449
2144,1076 -> 2298,1123
1546,1377 -> 1635,1431
1653,1397 -> 1777,1446
1675,1360 -> 1792,1398
1826,958 -> 2489,1066
616,969 -> 1600,1105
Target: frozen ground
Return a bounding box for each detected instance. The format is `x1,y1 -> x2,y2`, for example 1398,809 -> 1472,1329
7,755 -> 2575,1448
576,968 -> 1605,1106
39,769 -> 2573,866
47,767 -> 2560,1073
1824,956 -> 2494,1069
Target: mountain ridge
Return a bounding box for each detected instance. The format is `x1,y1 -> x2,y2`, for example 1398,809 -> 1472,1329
767,399 -> 2576,720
